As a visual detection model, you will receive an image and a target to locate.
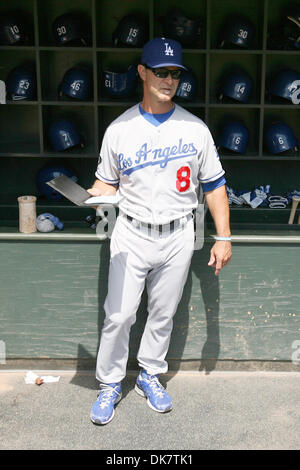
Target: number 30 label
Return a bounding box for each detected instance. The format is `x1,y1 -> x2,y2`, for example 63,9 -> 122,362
176,166 -> 191,192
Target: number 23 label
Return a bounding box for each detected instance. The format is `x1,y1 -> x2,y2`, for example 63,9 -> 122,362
176,166 -> 191,192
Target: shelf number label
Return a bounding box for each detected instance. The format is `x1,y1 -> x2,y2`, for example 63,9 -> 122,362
19,80 -> 30,90
57,26 -> 67,36
182,83 -> 192,92
10,25 -> 19,35
129,28 -> 138,38
176,166 -> 191,192
62,132 -> 69,143
126,28 -> 139,43
71,81 -> 81,91
238,29 -> 248,39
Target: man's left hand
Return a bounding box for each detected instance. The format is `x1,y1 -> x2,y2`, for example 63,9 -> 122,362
208,241 -> 232,276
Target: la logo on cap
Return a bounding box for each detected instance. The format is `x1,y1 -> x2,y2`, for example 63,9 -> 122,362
164,42 -> 174,56
141,37 -> 187,70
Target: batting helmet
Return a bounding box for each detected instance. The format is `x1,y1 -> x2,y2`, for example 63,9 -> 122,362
219,15 -> 255,49
218,69 -> 253,103
6,63 -> 36,100
0,11 -> 31,45
268,69 -> 300,104
112,14 -> 148,47
52,12 -> 91,46
175,69 -> 197,101
162,8 -> 201,47
58,67 -> 92,100
48,119 -> 84,152
37,165 -> 78,201
264,122 -> 298,154
103,65 -> 138,98
219,120 -> 249,154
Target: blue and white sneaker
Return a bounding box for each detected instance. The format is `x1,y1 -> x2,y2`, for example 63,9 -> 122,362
135,370 -> 172,413
90,382 -> 122,425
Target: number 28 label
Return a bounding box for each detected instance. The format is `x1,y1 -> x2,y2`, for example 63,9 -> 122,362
176,166 -> 191,192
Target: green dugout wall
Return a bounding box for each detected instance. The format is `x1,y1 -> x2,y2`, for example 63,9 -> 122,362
0,0 -> 299,370
1,232 -> 300,370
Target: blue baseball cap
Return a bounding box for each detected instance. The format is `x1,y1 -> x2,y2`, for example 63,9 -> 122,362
141,37 -> 187,70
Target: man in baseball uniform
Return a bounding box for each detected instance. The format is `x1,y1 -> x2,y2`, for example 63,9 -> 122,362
89,38 -> 232,425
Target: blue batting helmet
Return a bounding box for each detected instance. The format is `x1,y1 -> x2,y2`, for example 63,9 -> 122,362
175,69 -> 197,101
59,67 -> 92,100
112,14 -> 148,47
269,69 -> 300,104
52,12 -> 91,46
0,11 -> 31,45
37,165 -> 78,201
220,120 -> 249,154
6,64 -> 36,100
264,122 -> 298,154
219,15 -> 255,49
162,8 -> 201,47
103,65 -> 138,98
218,69 -> 253,103
48,119 -> 84,151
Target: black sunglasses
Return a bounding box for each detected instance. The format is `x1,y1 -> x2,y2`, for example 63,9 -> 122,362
144,65 -> 182,80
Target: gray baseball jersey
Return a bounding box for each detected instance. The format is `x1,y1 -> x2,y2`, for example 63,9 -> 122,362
96,103 -> 225,224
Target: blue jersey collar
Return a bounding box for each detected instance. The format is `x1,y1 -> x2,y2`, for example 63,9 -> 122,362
139,103 -> 175,127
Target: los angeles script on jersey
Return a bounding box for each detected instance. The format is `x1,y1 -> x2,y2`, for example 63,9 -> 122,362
118,138 -> 198,176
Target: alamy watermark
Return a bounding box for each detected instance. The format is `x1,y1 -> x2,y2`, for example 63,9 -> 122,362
291,340 -> 300,365
95,204 -> 206,250
0,340 -> 6,364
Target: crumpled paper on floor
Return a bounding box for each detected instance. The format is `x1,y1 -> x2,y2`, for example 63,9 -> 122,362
25,371 -> 60,385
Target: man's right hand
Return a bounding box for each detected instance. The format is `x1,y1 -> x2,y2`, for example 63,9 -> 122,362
87,187 -> 102,196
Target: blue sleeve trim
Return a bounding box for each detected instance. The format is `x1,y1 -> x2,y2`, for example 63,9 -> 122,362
199,169 -> 224,183
201,175 -> 226,193
95,170 -> 119,185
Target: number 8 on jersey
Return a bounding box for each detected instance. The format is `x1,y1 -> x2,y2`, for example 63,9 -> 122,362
176,166 -> 191,192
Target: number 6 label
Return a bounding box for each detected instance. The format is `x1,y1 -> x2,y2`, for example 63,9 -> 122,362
176,166 -> 191,192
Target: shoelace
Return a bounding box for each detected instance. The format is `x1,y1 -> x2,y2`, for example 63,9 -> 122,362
98,385 -> 120,409
145,375 -> 165,399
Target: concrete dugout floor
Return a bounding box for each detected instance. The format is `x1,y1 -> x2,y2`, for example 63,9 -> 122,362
0,370 -> 299,451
